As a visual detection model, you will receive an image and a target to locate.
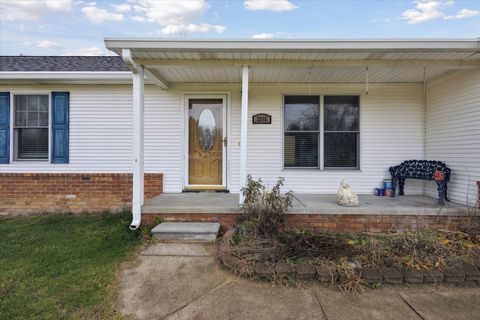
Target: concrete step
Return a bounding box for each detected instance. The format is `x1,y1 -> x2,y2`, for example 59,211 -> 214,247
151,222 -> 221,242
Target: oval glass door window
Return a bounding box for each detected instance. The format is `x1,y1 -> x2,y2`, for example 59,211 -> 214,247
198,108 -> 216,151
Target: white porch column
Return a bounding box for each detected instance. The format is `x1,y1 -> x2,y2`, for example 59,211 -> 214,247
130,65 -> 144,230
239,66 -> 249,205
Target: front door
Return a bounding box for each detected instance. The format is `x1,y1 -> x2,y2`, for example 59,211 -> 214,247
187,98 -> 225,188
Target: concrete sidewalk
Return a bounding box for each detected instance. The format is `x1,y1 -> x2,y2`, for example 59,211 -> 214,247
117,242 -> 480,320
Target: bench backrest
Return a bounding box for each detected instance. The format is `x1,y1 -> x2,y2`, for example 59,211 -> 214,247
389,160 -> 451,181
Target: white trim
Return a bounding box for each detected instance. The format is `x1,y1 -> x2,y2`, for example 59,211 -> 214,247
143,68 -> 169,89
9,91 -> 52,163
183,94 -> 228,190
239,66 -> 249,204
359,93 -> 364,171
319,96 -> 324,170
0,71 -> 131,80
105,38 -> 480,51
281,93 -> 322,170
323,94 -> 362,170
281,93 -> 362,171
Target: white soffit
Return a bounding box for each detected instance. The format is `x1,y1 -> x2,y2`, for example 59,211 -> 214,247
151,65 -> 459,83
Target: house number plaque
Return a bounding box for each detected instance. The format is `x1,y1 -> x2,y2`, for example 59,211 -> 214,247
252,113 -> 272,124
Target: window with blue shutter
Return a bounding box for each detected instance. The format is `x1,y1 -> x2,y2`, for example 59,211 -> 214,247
0,92 -> 10,164
51,92 -> 69,163
13,95 -> 49,160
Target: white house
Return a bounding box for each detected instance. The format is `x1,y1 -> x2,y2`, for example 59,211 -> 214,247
0,39 -> 479,230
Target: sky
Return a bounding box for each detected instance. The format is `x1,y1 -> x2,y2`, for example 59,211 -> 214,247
0,0 -> 479,56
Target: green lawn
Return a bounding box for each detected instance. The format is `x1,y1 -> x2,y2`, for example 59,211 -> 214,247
0,212 -> 144,320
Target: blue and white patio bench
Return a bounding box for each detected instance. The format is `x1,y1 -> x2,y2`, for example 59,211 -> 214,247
389,160 -> 451,205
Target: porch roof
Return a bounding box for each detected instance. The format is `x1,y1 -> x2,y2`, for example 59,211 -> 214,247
105,38 -> 480,85
104,38 -> 480,59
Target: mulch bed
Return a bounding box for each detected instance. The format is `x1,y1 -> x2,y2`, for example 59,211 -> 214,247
218,229 -> 480,289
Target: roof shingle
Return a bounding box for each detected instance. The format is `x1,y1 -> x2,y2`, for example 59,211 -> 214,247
0,56 -> 129,72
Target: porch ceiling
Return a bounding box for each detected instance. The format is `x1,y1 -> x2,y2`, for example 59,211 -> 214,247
105,38 -> 480,84
147,65 -> 457,83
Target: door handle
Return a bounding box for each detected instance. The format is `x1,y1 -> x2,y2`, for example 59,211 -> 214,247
223,137 -> 228,147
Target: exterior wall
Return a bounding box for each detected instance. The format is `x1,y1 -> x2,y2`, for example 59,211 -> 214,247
0,84 -> 240,194
0,83 -> 423,197
426,69 -> 480,206
0,84 -> 422,198
0,173 -> 162,214
0,85 -> 134,172
242,83 -> 424,194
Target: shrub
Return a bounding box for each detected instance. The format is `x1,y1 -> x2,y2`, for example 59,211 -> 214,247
239,175 -> 293,237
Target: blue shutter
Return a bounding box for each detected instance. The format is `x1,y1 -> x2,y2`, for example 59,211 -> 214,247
51,92 -> 69,163
0,92 -> 10,164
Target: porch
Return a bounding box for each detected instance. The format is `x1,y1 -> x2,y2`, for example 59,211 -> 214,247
141,193 -> 473,232
142,193 -> 469,216
102,39 -> 480,230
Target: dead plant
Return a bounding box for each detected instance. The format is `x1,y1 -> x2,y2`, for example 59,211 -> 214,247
239,175 -> 293,237
337,262 -> 366,295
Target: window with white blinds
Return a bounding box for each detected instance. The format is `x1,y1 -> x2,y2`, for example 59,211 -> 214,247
324,96 -> 360,169
284,96 -> 320,168
14,95 -> 49,160
283,95 -> 360,169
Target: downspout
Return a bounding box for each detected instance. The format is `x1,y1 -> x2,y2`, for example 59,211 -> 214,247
122,48 -> 138,72
122,49 -> 143,230
422,67 -> 427,195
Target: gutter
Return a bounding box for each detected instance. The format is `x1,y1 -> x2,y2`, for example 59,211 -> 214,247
122,48 -> 140,73
0,71 -> 132,81
105,38 -> 480,52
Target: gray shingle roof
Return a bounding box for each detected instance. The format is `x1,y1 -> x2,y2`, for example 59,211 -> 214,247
0,56 -> 129,72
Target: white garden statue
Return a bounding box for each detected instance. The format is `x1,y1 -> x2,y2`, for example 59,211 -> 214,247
337,179 -> 359,207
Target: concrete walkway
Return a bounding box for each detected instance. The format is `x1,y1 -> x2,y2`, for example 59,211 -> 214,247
117,242 -> 480,320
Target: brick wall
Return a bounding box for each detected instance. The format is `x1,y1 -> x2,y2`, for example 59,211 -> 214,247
142,212 -> 478,233
0,173 -> 162,214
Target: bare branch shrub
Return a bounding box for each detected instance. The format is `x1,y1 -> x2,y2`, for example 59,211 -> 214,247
239,175 -> 293,237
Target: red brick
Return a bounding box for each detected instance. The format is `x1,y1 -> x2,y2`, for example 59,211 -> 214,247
0,173 -> 163,214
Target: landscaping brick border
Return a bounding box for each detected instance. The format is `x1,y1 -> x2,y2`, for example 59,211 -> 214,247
0,173 -> 163,214
218,229 -> 480,286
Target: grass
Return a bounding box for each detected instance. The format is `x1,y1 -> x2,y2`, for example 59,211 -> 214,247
0,212 -> 145,320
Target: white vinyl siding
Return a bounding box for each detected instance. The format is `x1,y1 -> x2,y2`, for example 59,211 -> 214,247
0,83 -> 423,195
426,69 -> 480,206
238,83 -> 423,194
1,85 -> 133,172
144,88 -> 183,192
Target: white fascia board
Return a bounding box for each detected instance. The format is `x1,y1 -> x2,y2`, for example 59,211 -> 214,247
104,38 -> 480,52
0,71 -> 132,81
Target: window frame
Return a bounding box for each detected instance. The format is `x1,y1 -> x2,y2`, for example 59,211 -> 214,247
282,94 -> 321,169
10,92 -> 52,163
282,93 -> 361,171
323,95 -> 361,170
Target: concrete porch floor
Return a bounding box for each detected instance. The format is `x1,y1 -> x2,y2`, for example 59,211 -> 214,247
142,193 -> 469,216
